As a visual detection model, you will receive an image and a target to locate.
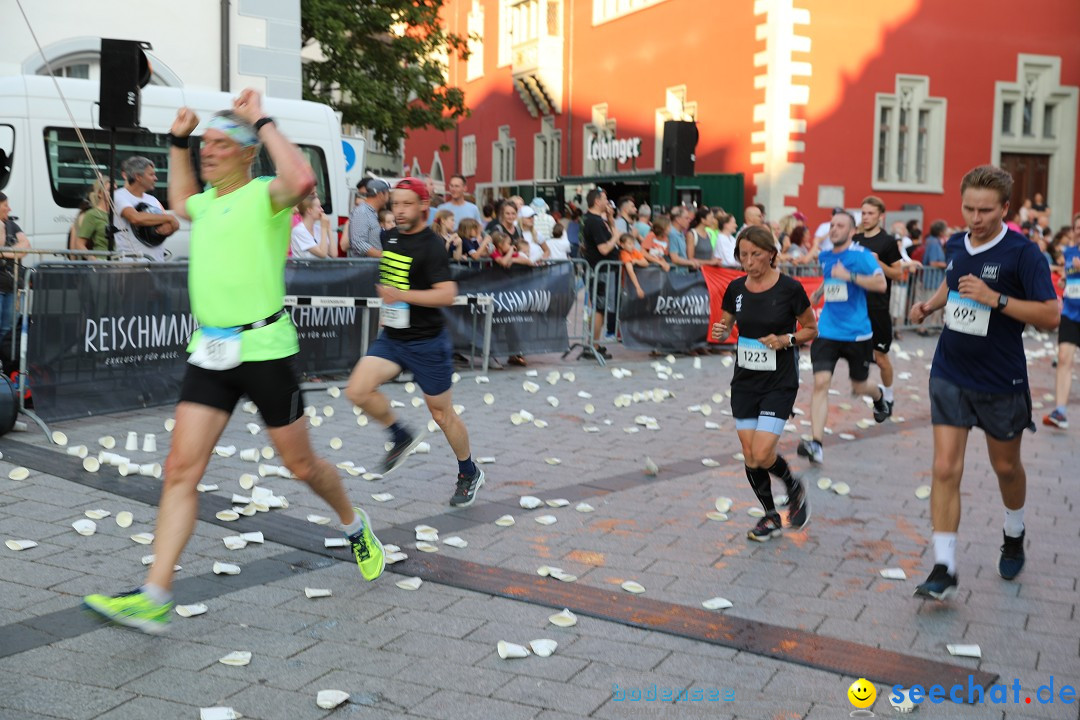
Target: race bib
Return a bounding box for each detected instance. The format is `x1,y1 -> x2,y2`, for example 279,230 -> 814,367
188,326 -> 242,371
945,291 -> 990,337
824,279 -> 848,303
737,338 -> 777,371
380,301 -> 410,329
1065,278 -> 1080,300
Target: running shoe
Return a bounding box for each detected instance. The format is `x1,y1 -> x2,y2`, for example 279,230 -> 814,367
873,384 -> 893,423
1043,409 -> 1068,429
797,439 -> 824,464
913,564 -> 958,600
747,513 -> 783,542
450,467 -> 486,507
348,507 -> 385,581
83,589 -> 172,634
381,429 -> 426,476
998,530 -> 1026,580
786,479 -> 811,530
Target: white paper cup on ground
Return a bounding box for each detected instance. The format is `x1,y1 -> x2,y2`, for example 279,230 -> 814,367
51,431 -> 68,446
139,463 -> 162,479
240,448 -> 259,462
125,431 -> 138,451
66,445 -> 89,458
82,456 -> 100,473
98,435 -> 116,449
142,434 -> 157,453
497,640 -> 530,659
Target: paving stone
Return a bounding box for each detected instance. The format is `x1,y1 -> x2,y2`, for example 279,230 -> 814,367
121,666 -> 249,706
409,689 -> 541,720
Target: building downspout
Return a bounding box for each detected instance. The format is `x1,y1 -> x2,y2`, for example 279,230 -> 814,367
220,0 -> 231,92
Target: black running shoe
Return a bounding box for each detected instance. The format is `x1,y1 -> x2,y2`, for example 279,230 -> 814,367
450,468 -> 485,507
873,384 -> 893,423
797,439 -> 823,464
380,430 -> 426,476
998,530 -> 1025,580
913,563 -> 958,600
786,479 -> 810,530
747,512 -> 783,542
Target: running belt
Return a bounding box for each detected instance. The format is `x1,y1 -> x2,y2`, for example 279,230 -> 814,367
235,308 -> 286,331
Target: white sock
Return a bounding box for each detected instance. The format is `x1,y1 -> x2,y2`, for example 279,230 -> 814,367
882,385 -> 894,403
932,532 -> 957,575
142,582 -> 172,605
341,511 -> 364,536
1004,507 -> 1025,538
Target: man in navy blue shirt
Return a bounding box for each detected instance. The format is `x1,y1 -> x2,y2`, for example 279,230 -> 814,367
909,165 -> 1059,600
798,211 -> 889,465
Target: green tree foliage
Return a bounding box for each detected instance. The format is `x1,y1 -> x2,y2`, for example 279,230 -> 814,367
301,0 -> 470,149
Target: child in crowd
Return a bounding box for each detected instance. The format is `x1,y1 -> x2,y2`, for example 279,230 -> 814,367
619,233 -> 650,298
491,232 -> 533,267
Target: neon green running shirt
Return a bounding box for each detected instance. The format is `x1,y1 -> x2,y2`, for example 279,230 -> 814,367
186,177 -> 298,361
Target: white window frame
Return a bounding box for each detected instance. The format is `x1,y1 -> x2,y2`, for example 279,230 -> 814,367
461,135 -> 477,178
498,0 -> 514,68
467,0 -> 485,81
492,125 -> 516,185
592,0 -> 668,25
871,75 -> 946,193
533,116 -> 561,181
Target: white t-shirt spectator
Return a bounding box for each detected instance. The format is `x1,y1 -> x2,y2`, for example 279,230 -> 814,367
522,230 -> 545,263
716,233 -> 738,266
547,234 -> 571,261
533,211 -> 556,243
112,186 -> 167,261
290,223 -> 321,259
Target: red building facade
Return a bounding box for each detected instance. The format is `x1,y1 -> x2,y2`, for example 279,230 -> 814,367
404,0 -> 1080,229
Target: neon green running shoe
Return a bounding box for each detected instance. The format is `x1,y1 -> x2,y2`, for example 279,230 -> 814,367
347,507 -> 384,581
83,589 -> 172,634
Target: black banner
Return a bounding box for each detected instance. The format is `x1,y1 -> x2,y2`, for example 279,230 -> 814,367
618,266 -> 710,351
443,262 -> 576,356
285,260 -> 378,375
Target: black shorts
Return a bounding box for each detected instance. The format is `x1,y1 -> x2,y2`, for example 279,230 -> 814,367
868,305 -> 893,354
929,376 -> 1034,441
1060,315 -> 1080,346
179,356 -> 303,427
367,328 -> 453,396
593,267 -> 615,314
730,387 -> 797,424
810,338 -> 873,382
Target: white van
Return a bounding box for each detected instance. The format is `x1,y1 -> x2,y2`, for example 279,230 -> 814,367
0,75 -> 354,259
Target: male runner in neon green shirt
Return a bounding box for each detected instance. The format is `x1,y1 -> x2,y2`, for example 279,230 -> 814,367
84,90 -> 384,634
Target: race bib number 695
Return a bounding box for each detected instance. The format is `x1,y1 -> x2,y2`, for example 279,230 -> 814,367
944,290 -> 990,337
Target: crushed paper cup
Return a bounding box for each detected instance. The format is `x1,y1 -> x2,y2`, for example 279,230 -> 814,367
304,588 -> 332,599
714,497 -> 733,513
72,519 -> 97,536
702,597 -> 733,610
519,496 -> 543,509
915,485 -> 931,500
879,568 -> 907,580
495,515 -> 515,526
130,533 -> 154,545
218,651 -> 252,666
621,581 -> 646,594
240,531 -> 264,544
223,536 -> 248,550
747,507 -> 766,518
84,509 -> 110,520
197,483 -> 219,492
575,503 -> 594,513
115,511 -> 134,528
213,562 -> 241,575
548,608 -> 577,627
396,576 -> 422,590
324,538 -> 348,548
316,690 -> 349,710
371,492 -> 394,502
214,445 -> 238,458
164,418 -> 176,432
497,640 -> 530,659
200,707 -> 241,720
216,510 -> 240,522
443,536 -> 467,548
5,539 -> 38,551
175,603 -> 208,617
534,515 -> 557,526
946,644 -> 981,658
8,467 -> 30,481
530,638 -> 557,657
307,514 -> 331,525
415,542 -> 439,553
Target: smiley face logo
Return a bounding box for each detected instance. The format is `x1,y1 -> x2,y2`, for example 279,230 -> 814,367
848,678 -> 877,709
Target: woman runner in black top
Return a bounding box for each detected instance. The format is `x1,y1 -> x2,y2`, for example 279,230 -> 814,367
711,226 -> 818,541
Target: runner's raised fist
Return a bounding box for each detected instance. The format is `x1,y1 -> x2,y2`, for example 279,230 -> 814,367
232,89 -> 264,125
171,107 -> 199,138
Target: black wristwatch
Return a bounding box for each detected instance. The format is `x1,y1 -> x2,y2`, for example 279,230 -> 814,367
254,116 -> 275,133
788,333 -> 797,348
996,293 -> 1009,310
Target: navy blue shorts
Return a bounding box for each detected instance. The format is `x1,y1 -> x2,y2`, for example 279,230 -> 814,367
929,376 -> 1034,442
367,328 -> 453,396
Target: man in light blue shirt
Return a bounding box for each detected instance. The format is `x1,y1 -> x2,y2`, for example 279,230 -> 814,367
436,174 -> 482,232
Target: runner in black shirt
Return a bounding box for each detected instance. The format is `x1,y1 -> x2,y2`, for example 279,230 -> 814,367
712,226 -> 818,540
580,188 -> 619,358
346,178 -> 486,507
853,196 -> 903,417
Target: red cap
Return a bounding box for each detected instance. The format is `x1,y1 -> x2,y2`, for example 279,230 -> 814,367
394,177 -> 430,202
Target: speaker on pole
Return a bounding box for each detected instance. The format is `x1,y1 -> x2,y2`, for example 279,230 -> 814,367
98,39 -> 153,129
661,120 -> 698,177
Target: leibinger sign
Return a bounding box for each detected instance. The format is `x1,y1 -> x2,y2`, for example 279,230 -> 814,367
586,133 -> 642,164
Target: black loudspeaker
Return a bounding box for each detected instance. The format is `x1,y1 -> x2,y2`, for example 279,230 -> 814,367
98,39 -> 153,129
661,120 -> 698,177
0,374 -> 18,437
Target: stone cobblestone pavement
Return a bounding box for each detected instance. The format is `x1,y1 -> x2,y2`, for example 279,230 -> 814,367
1,330 -> 1077,720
